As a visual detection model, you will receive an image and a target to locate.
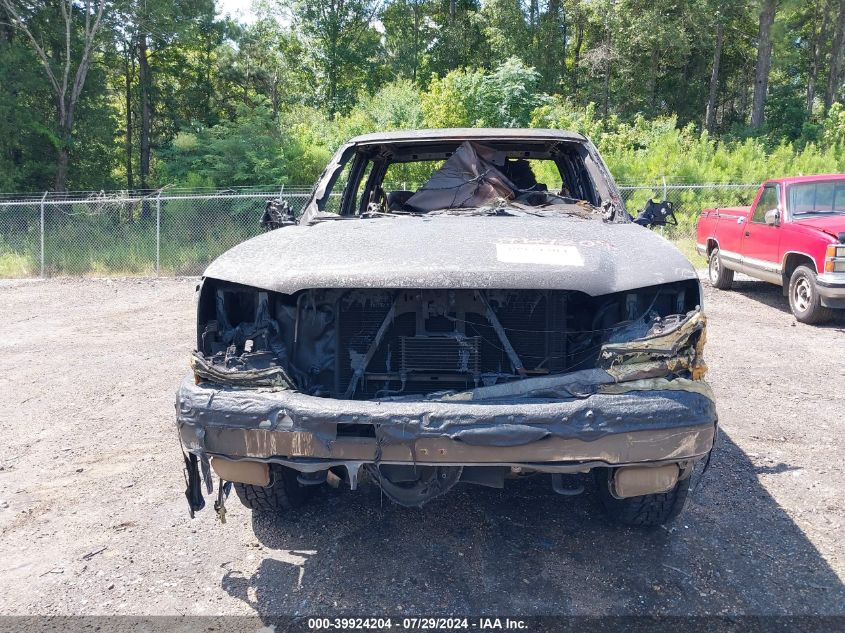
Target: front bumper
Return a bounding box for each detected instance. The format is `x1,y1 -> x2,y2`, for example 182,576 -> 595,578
816,273 -> 845,308
176,375 -> 717,472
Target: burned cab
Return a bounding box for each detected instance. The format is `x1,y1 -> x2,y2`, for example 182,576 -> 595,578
177,129 -> 716,526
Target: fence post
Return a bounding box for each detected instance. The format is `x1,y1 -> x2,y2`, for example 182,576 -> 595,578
662,175 -> 668,201
40,191 -> 47,278
155,191 -> 161,276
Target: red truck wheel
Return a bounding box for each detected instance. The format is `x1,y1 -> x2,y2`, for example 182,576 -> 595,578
708,248 -> 734,290
788,266 -> 833,324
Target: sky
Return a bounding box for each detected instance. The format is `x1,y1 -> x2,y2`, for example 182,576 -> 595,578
216,0 -> 258,24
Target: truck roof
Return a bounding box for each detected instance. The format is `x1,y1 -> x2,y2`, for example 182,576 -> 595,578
763,173 -> 845,186
346,128 -> 587,145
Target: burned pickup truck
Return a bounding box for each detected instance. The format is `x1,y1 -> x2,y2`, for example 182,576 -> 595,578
177,129 -> 715,527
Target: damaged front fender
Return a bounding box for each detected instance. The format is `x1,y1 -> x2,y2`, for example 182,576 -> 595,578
439,310 -> 707,402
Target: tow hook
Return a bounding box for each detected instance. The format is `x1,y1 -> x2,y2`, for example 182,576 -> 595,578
551,473 -> 584,496
214,480 -> 233,524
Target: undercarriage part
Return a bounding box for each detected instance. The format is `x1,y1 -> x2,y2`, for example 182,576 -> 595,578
214,480 -> 233,524
611,464 -> 680,499
211,456 -> 270,487
594,467 -> 691,526
194,279 -> 702,399
458,466 -> 506,488
365,464 -> 463,507
296,471 -> 328,486
551,473 -> 585,496
233,464 -> 313,513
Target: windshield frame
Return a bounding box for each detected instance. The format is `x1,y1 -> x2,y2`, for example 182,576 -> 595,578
297,134 -> 628,225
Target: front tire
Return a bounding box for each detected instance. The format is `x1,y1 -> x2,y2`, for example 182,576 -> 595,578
708,247 -> 734,290
788,265 -> 832,324
594,469 -> 690,527
234,464 -> 313,514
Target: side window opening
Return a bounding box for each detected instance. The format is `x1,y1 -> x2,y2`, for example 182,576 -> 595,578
526,159 -> 564,191
351,159 -> 375,214
383,160 -> 446,192
326,152 -> 372,215
321,159 -> 353,215
753,185 -> 779,223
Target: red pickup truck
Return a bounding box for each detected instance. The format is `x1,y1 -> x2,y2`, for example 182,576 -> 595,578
696,174 -> 845,323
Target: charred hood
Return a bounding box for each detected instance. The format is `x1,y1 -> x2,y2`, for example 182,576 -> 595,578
203,216 -> 697,295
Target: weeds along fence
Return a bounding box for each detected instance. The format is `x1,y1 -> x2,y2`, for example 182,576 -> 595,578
0,186 -> 312,278
0,182 -> 761,278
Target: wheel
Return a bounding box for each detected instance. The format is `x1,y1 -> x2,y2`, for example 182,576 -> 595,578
788,265 -> 833,324
594,468 -> 690,527
708,247 -> 734,290
234,464 -> 313,514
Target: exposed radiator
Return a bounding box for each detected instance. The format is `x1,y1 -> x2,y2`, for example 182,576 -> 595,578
399,335 -> 481,376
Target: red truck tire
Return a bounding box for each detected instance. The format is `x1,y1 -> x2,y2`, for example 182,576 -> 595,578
708,247 -> 734,290
788,265 -> 833,324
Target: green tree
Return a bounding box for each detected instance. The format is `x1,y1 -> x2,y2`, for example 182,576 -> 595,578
425,0 -> 488,75
381,0 -> 434,82
480,0 -> 530,67
160,100 -> 286,187
288,0 -> 385,113
422,58 -> 544,128
115,0 -> 222,192
226,18 -> 314,116
0,0 -> 108,190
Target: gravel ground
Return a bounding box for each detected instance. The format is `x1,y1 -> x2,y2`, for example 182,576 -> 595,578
0,275 -> 844,617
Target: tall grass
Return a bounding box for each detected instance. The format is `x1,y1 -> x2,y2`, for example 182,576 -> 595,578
0,201 -> 263,278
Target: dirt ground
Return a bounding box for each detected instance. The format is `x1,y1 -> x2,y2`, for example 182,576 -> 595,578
1,274 -> 844,618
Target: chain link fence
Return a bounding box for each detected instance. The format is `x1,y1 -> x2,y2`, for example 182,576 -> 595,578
617,181 -> 761,263
0,182 -> 761,278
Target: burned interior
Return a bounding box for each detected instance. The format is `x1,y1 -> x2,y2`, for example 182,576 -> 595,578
193,278 -> 701,401
298,133 -> 622,224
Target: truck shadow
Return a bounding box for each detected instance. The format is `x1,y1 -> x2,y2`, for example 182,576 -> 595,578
716,278 -> 845,328
221,432 -> 844,616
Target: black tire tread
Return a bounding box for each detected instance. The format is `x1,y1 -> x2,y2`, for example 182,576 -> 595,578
788,265 -> 833,325
595,469 -> 690,527
234,465 -> 312,514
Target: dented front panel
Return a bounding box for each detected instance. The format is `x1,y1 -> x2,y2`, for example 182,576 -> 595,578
178,296 -> 716,469
175,130 -> 718,513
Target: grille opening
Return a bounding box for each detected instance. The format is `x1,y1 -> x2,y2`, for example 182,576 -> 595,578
197,281 -> 701,399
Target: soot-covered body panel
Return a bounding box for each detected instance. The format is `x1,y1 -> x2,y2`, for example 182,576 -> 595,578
203,216 -> 697,296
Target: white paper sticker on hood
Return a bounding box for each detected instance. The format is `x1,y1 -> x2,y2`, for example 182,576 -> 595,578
496,242 -> 585,267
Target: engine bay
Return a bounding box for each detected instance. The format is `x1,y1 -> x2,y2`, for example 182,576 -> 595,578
193,279 -> 702,400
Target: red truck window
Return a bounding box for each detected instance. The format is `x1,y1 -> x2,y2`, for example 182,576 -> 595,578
789,180 -> 845,215
753,185 -> 780,223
